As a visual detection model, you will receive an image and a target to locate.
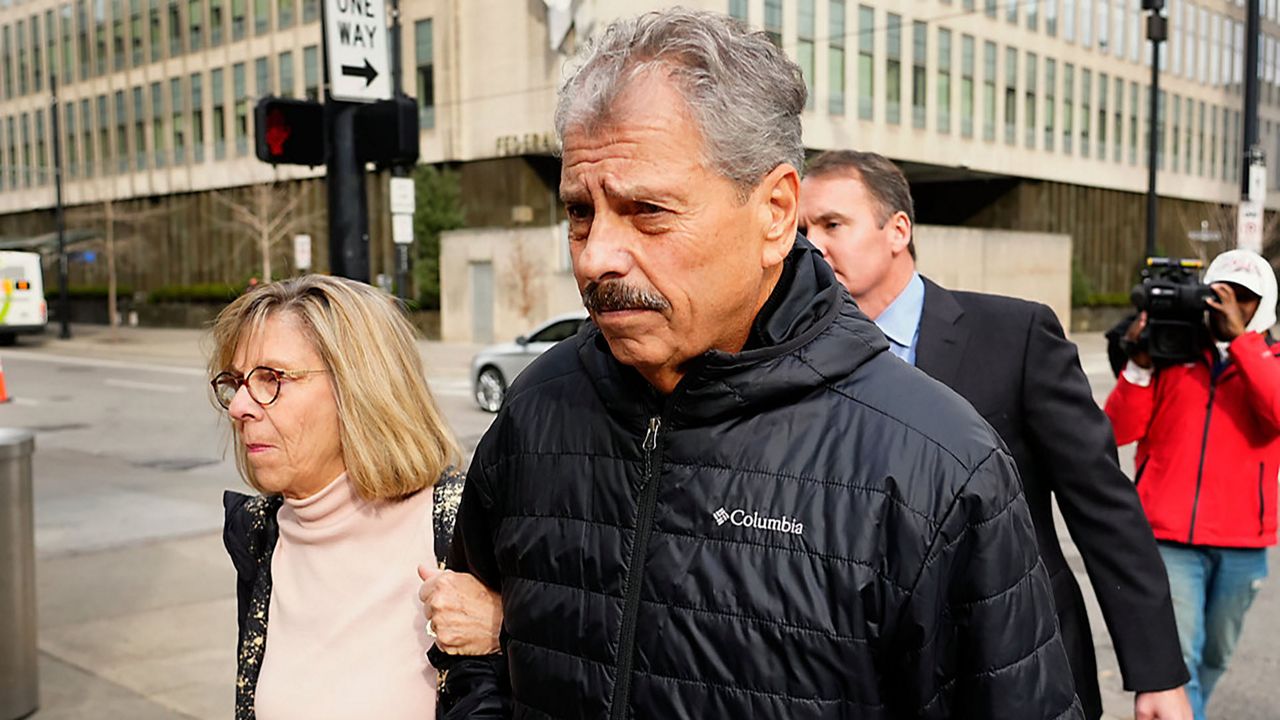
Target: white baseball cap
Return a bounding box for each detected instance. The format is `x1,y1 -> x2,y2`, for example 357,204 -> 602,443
1204,249 -> 1278,334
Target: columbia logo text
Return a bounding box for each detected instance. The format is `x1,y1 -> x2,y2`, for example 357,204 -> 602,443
713,507 -> 804,535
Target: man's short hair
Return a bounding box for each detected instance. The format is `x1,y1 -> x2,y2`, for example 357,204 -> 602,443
805,150 -> 916,259
554,9 -> 807,198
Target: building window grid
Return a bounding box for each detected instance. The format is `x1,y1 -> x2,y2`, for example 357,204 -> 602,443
111,0 -> 124,70
912,21 -> 927,129
233,62 -> 246,156
231,0 -> 244,41
1064,0 -> 1075,42
983,40 -> 996,141
210,0 -> 222,44
1183,97 -> 1193,174
17,20 -> 27,95
1004,47 -> 1017,145
857,5 -> 873,119
1113,79 -> 1123,163
303,44 -> 319,101
1198,100 -> 1205,175
985,0 -> 996,19
32,15 -> 44,91
151,80 -> 165,167
1046,0 -> 1058,36
47,9 -> 60,87
191,71 -> 204,161
1063,63 -> 1074,153
829,0 -> 845,116
278,0 -> 292,29
765,0 -> 782,48
60,4 -> 73,84
149,0 -> 161,62
1129,81 -> 1138,165
415,19 -> 435,129
960,34 -> 974,138
1155,89 -> 1165,171
133,86 -> 146,171
5,117 -> 15,188
1044,57 -> 1055,150
114,90 -> 127,173
212,67 -> 225,159
1096,0 -> 1108,53
67,102 -> 79,177
1209,106 -> 1218,177
255,55 -> 271,97
938,28 -> 952,134
94,0 -> 107,75
279,50 -> 294,98
1097,74 -> 1107,160
1080,69 -> 1091,157
302,0 -> 316,23
171,76 -> 185,164
189,0 -> 203,50
35,110 -> 46,185
729,0 -> 748,20
168,0 -> 183,56
1027,0 -> 1038,30
130,0 -> 143,64
77,0 -> 90,78
253,0 -> 269,35
1171,94 -> 1180,171
886,13 -> 901,125
1007,0 -> 1017,24
96,95 -> 109,174
798,0 -> 816,111
1025,52 -> 1036,148
20,114 -> 29,187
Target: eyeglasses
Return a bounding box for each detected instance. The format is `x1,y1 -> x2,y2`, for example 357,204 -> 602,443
210,366 -> 328,410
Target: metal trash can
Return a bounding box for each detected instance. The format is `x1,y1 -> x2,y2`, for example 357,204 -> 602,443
0,429 -> 37,720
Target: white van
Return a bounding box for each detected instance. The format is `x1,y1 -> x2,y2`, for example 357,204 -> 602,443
0,251 -> 48,344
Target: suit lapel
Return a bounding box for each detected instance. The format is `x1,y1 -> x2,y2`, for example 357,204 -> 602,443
915,277 -> 970,389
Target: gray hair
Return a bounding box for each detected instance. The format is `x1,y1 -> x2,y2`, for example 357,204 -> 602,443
554,8 -> 807,195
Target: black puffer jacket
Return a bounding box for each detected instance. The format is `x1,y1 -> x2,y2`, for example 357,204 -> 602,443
445,238 -> 1083,719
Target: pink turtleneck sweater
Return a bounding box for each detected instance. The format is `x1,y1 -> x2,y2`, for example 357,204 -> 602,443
254,474 -> 437,720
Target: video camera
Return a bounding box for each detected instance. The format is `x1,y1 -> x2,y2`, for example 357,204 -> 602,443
1128,257 -> 1215,365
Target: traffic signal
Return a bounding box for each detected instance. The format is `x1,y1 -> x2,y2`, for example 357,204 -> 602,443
356,96 -> 420,168
255,97 -> 325,166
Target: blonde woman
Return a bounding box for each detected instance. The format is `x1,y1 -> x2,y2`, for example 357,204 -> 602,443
213,275 -> 501,720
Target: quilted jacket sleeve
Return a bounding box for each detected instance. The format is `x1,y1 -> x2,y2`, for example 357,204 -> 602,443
896,450 -> 1083,720
433,447 -> 513,720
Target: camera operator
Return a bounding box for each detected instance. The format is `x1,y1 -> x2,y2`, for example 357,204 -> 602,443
1105,248 -> 1279,720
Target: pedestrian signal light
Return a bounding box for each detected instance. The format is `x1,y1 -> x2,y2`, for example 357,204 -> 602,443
255,97 -> 325,166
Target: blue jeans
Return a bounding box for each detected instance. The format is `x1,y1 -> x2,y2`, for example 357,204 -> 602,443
1157,542 -> 1268,720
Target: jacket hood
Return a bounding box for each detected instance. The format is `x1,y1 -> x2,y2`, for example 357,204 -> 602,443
577,235 -> 889,425
1204,249 -> 1278,334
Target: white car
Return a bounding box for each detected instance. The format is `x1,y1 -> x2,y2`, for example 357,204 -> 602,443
471,311 -> 589,412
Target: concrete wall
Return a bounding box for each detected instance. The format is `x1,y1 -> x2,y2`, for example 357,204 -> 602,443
442,223 -> 1073,343
915,225 -> 1073,329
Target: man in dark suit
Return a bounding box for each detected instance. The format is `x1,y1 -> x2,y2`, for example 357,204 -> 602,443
798,150 -> 1191,720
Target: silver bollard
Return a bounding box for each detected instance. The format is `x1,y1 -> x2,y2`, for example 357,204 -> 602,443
0,429 -> 37,720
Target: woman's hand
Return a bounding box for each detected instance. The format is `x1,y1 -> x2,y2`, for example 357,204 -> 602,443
418,564 -> 503,655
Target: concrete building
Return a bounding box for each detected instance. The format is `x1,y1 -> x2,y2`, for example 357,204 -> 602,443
0,0 -> 1276,311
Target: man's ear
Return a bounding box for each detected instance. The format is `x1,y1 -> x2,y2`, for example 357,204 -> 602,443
756,163 -> 800,269
888,211 -> 913,256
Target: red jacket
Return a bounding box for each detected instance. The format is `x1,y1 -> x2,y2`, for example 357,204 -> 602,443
1105,331 -> 1280,548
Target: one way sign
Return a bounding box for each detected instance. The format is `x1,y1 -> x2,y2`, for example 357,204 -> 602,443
324,0 -> 391,102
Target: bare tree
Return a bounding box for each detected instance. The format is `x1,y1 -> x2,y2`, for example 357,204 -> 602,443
506,237 -> 542,324
212,181 -> 320,281
70,198 -> 171,335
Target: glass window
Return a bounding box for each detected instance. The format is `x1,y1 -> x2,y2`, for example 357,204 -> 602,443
1025,52 -> 1037,147
212,66 -> 225,159
61,4 -> 73,83
1113,77 -> 1123,162
530,320 -> 583,343
133,85 -> 146,170
253,0 -> 269,35
1046,0 -> 1058,36
1045,58 -> 1056,150
210,0 -> 221,44
94,0 -> 106,75
1,26 -> 12,99
191,71 -> 203,161
111,0 -> 124,70
1171,94 -> 1180,171
938,28 -> 951,133
255,55 -> 270,96
1209,105 -> 1217,176
1007,0 -> 1017,24
1114,0 -> 1125,57
886,13 -> 901,124
5,116 -> 14,187
857,5 -> 873,119
983,40 -> 996,140
765,0 -> 782,47
1063,63 -> 1074,153
78,0 -> 91,77
912,21 -> 927,128
729,0 -> 747,21
961,34 -> 974,138
302,0 -> 315,23
303,44 -> 319,100
415,19 -> 434,128
151,80 -> 165,167
170,76 -> 184,164
44,9 -> 57,85
66,102 -> 79,177
1005,47 -> 1016,145
1197,101 -> 1205,175
1097,73 -> 1107,159
1081,0 -> 1093,47
97,94 -> 109,174
233,61 -> 246,155
1183,95 -> 1192,173
149,0 -> 161,61
1130,81 -> 1138,165
798,0 -> 815,111
277,0 -> 292,29
278,50 -> 293,98
35,110 -> 46,185
20,113 -> 30,186
231,0 -> 243,40
1064,0 -> 1076,42
1027,0 -> 1038,30
114,90 -> 127,173
829,0 -> 845,115
1081,69 -> 1091,157
985,0 -> 996,19
188,0 -> 202,49
17,20 -> 27,95
33,14 -> 44,92
168,0 -> 182,55
1096,0 -> 1108,51
130,0 -> 142,64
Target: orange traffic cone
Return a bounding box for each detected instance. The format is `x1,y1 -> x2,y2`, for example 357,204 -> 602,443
0,356 -> 11,403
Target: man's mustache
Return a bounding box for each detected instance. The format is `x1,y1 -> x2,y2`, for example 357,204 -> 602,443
581,280 -> 671,314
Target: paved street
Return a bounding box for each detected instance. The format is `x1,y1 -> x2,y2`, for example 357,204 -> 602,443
1,323 -> 1276,719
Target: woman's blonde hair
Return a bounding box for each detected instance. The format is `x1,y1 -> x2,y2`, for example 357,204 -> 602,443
208,275 -> 460,500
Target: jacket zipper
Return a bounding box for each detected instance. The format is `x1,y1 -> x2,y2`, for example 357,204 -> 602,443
1187,377 -> 1218,544
608,416 -> 663,720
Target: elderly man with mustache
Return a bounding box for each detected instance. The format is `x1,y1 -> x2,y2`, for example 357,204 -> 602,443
427,8 -> 1083,719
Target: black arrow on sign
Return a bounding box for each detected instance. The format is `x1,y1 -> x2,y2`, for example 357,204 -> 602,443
341,58 -> 378,87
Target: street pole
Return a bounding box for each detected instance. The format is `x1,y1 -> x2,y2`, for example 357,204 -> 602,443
320,0 -> 370,281
50,73 -> 70,340
1238,0 -> 1267,253
390,0 -> 411,301
1144,1 -> 1166,259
